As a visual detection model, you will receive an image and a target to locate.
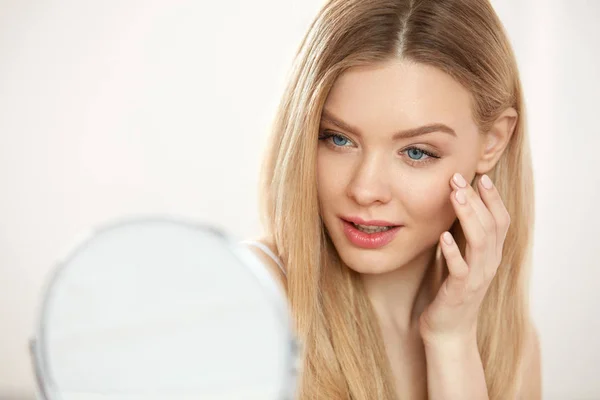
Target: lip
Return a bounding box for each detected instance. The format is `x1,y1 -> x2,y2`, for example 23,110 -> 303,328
341,215 -> 402,227
340,217 -> 403,249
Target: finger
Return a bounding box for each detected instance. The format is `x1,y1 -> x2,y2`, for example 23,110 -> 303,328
439,231 -> 470,302
450,190 -> 488,270
477,174 -> 511,252
440,231 -> 469,279
450,173 -> 497,238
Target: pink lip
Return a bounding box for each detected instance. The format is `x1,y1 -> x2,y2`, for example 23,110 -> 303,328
341,218 -> 402,249
342,215 -> 401,227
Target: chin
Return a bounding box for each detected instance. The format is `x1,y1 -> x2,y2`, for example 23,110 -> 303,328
335,244 -> 402,275
348,263 -> 397,275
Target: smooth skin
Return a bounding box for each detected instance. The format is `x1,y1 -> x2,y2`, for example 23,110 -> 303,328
248,59 -> 541,399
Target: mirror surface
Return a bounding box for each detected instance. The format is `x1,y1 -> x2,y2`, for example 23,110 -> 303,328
31,217 -> 296,400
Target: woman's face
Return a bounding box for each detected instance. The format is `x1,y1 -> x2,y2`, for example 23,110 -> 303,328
317,59 -> 485,274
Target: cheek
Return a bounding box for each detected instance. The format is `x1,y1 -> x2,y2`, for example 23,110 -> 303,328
398,174 -> 455,226
401,147 -> 479,226
317,151 -> 350,205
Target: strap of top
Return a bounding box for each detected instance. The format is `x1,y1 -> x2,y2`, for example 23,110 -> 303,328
241,240 -> 287,276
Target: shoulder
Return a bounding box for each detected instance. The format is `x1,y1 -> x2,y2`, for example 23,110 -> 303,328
241,237 -> 287,290
517,323 -> 542,399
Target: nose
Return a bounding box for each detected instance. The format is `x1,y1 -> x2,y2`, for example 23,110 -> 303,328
346,153 -> 393,206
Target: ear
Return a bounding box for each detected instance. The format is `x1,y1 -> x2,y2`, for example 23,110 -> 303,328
476,107 -> 518,174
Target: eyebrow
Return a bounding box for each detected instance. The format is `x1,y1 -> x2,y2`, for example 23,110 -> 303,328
320,109 -> 457,139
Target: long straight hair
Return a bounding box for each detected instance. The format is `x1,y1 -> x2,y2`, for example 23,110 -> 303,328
259,1 -> 535,398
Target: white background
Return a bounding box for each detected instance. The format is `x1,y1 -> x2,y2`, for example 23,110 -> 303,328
0,0 -> 598,398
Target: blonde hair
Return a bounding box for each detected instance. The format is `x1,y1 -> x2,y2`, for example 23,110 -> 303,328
259,0 -> 535,398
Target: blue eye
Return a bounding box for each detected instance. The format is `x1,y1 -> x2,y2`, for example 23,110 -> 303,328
407,148 -> 426,160
318,131 -> 354,148
402,147 -> 440,165
332,135 -> 350,146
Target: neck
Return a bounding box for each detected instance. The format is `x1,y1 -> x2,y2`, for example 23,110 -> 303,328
361,246 -> 444,335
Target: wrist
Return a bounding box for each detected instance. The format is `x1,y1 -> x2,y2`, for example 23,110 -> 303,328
422,334 -> 483,379
421,330 -> 478,353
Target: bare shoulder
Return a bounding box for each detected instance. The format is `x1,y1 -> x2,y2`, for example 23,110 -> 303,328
518,323 -> 542,399
242,237 -> 287,289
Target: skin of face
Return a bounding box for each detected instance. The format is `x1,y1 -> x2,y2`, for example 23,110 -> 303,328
317,59 -> 485,274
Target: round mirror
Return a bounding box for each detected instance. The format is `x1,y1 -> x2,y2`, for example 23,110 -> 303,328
30,216 -> 298,400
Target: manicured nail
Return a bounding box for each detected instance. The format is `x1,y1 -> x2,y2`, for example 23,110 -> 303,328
455,190 -> 467,204
480,174 -> 493,190
453,173 -> 467,188
443,231 -> 454,245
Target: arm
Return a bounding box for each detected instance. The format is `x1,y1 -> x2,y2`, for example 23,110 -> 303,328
423,326 -> 542,400
418,172 -> 512,399
517,327 -> 542,399
423,336 -> 489,400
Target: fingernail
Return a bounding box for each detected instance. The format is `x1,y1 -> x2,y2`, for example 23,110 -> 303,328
481,174 -> 493,190
453,173 -> 467,188
455,190 -> 467,204
443,231 -> 453,245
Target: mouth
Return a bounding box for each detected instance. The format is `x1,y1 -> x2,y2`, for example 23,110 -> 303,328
340,217 -> 403,249
341,216 -> 402,228
348,222 -> 397,233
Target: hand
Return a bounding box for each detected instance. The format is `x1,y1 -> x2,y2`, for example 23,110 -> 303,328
419,172 -> 511,346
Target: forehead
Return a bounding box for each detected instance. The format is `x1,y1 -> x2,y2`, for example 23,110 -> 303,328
323,60 -> 476,134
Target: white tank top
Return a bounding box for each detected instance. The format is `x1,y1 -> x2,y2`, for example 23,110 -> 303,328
241,240 -> 287,277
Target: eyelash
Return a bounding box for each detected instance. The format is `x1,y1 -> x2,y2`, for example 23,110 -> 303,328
318,131 -> 441,166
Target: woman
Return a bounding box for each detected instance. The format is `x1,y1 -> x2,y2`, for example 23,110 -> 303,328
244,0 -> 541,398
